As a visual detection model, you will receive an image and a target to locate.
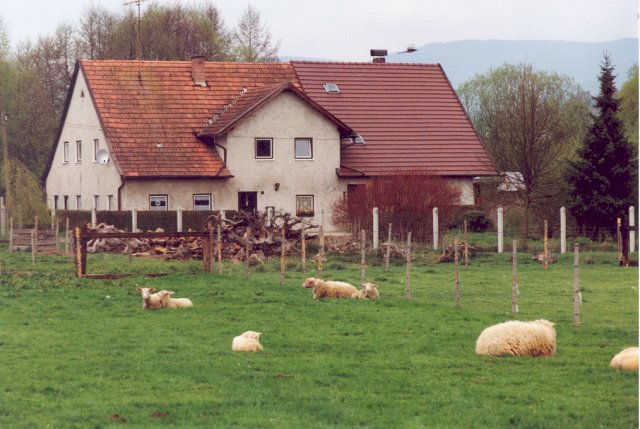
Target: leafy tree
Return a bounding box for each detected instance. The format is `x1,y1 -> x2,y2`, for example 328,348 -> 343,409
567,55 -> 638,239
618,64 -> 638,148
458,63 -> 591,247
232,5 -> 279,62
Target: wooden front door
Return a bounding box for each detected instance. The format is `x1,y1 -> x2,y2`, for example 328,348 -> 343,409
238,192 -> 258,213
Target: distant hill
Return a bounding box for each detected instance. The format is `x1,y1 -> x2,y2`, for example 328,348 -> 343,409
386,38 -> 638,95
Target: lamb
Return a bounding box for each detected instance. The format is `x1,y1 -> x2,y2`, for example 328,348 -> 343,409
610,347 -> 639,370
475,319 -> 556,357
135,287 -> 163,310
156,290 -> 193,308
351,282 -> 380,300
303,277 -> 358,299
232,331 -> 264,352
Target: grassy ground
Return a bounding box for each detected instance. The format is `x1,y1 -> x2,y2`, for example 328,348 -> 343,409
0,247 -> 637,428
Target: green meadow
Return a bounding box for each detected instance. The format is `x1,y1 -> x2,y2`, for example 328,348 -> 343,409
0,247 -> 637,428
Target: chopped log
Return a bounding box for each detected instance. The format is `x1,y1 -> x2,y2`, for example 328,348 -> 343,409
439,241 -> 476,263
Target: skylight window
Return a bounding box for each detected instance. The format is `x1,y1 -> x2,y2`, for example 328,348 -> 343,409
323,82 -> 340,93
352,134 -> 366,145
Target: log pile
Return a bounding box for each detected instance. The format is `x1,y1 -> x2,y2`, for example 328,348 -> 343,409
438,241 -> 476,263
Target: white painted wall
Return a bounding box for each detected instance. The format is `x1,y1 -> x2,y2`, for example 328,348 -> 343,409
45,69 -> 122,211
449,178 -> 475,205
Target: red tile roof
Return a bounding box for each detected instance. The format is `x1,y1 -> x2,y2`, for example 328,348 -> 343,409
80,60 -> 299,178
291,61 -> 497,177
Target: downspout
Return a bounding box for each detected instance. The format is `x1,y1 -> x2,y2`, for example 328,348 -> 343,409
213,138 -> 227,165
117,176 -> 125,210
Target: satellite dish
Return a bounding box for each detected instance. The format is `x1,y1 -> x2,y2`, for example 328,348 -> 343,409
96,149 -> 110,164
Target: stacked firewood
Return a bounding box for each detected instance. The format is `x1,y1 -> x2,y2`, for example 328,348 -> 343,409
438,241 -> 476,263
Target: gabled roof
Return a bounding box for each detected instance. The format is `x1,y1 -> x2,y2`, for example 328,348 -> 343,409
79,60 -> 299,178
199,82 -> 354,138
291,61 -> 497,177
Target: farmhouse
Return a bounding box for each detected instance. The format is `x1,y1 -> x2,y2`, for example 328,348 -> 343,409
44,57 -> 496,230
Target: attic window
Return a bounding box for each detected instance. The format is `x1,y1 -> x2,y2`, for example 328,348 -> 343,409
323,82 -> 340,93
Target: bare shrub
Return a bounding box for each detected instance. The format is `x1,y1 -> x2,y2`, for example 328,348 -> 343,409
333,174 -> 461,242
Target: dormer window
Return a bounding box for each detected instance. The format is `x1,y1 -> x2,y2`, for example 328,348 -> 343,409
323,82 -> 340,93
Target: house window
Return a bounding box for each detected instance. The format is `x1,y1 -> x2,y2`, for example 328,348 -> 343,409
108,195 -> 114,211
94,195 -> 99,210
63,142 -> 69,163
296,195 -> 314,217
193,194 -> 212,211
295,138 -> 313,159
76,195 -> 81,210
93,139 -> 99,162
149,194 -> 168,211
54,195 -> 58,210
238,192 -> 257,213
255,138 -> 273,159
63,195 -> 68,210
76,140 -> 82,163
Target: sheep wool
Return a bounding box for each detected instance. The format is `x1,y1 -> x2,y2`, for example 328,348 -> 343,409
351,283 -> 380,300
157,290 -> 193,308
303,277 -> 358,299
135,287 -> 162,310
232,331 -> 264,352
475,319 -> 556,357
610,347 -> 639,370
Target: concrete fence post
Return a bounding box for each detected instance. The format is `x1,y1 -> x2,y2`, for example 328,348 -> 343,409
177,208 -> 183,232
497,207 -> 504,253
372,207 -> 379,249
132,209 -> 138,232
432,207 -> 439,250
560,207 -> 566,254
91,208 -> 97,228
630,206 -> 636,253
0,196 -> 5,237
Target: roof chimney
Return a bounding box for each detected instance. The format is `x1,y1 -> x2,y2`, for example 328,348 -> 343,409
370,49 -> 387,64
191,56 -> 207,87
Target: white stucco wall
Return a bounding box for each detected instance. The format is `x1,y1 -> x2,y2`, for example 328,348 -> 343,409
449,178 -> 475,206
45,69 -> 122,212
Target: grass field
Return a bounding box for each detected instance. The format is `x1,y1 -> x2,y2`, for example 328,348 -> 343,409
0,247 -> 637,428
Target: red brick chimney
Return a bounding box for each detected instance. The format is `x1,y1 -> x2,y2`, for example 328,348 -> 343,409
191,56 -> 207,87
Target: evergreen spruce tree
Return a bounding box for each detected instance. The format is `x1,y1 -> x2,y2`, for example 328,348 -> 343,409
568,55 -> 638,239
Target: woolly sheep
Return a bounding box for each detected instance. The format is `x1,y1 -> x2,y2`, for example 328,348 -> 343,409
135,287 -> 162,310
156,290 -> 193,308
303,277 -> 358,299
610,347 -> 639,370
475,319 -> 556,357
232,331 -> 264,352
351,282 -> 380,300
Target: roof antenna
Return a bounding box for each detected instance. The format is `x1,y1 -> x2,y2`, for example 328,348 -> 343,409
123,0 -> 148,80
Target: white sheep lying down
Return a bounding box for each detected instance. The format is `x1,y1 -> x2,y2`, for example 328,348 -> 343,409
135,287 -> 163,310
303,277 -> 358,299
156,290 -> 193,308
475,319 -> 556,357
610,347 -> 639,370
232,331 -> 264,352
351,282 -> 380,300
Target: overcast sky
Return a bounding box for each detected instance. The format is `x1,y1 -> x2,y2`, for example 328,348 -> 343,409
2,0 -> 638,61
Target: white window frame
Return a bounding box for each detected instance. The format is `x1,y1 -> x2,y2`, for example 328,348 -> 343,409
149,194 -> 168,211
76,140 -> 82,163
255,138 -> 273,159
296,194 -> 314,217
193,194 -> 212,211
93,139 -> 99,162
294,138 -> 313,159
63,141 -> 69,163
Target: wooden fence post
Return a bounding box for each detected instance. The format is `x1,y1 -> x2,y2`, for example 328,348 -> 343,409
217,222 -> 222,274
543,220 -> 549,270
74,226 -> 86,278
463,219 -> 469,269
360,229 -> 366,285
9,217 -> 13,252
454,237 -> 460,308
574,243 -> 581,327
385,223 -> 392,271
245,227 -> 252,275
405,232 -> 412,301
55,218 -> 60,251
280,227 -> 286,287
301,221 -> 307,272
31,231 -> 36,267
512,239 -> 518,316
65,218 -> 70,256
617,217 -> 623,264
317,219 -> 325,279
630,206 -> 636,253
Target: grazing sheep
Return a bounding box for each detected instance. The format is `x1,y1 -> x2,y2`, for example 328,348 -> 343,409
156,290 -> 193,308
135,287 -> 162,310
351,282 -> 380,300
475,319 -> 556,357
232,331 -> 264,352
303,277 -> 358,299
610,347 -> 639,370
